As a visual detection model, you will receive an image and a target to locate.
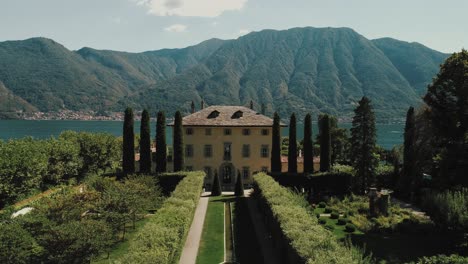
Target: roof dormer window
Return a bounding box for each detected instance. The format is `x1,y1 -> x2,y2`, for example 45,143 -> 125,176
231,110 -> 243,119
208,110 -> 220,119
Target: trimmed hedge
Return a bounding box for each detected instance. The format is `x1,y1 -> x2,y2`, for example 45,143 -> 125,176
253,173 -> 367,264
119,171 -> 205,264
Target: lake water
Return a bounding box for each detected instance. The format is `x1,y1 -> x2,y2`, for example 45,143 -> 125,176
0,120 -> 404,149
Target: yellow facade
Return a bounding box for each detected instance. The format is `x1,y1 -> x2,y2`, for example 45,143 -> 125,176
178,126 -> 272,190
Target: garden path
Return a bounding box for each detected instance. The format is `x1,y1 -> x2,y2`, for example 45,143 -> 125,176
391,198 -> 430,219
179,192 -> 210,264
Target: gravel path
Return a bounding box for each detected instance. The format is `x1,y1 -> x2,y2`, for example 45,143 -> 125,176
179,192 -> 210,264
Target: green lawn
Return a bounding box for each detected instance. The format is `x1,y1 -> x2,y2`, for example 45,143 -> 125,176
196,196 -> 232,264
92,216 -> 152,263
313,208 -> 362,239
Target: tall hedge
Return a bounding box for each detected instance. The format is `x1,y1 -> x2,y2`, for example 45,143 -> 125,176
271,112 -> 282,173
288,113 -> 298,173
303,113 -> 314,175
120,171 -> 205,264
122,107 -> 135,175
319,114 -> 331,172
173,111 -> 184,172
139,109 -> 151,173
156,111 -> 167,173
235,170 -> 244,196
398,106 -> 415,195
211,171 -> 222,196
253,173 -> 367,263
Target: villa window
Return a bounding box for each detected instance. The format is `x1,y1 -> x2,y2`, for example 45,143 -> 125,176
261,129 -> 269,136
224,128 -> 232,136
242,167 -> 250,179
185,144 -> 194,157
205,128 -> 212,135
242,128 -> 251,135
261,144 -> 269,158
186,128 -> 193,135
204,144 -> 212,158
242,144 -> 250,158
261,166 -> 268,172
232,110 -> 243,119
208,110 -> 220,119
224,143 -> 232,161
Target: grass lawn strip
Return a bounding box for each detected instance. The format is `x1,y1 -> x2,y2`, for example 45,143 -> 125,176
196,196 -> 226,264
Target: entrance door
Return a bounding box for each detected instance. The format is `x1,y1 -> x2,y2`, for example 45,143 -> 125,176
222,164 -> 232,184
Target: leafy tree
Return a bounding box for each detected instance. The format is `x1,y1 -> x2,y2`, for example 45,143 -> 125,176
173,111 -> 184,172
235,170 -> 244,196
44,138 -> 82,186
424,50 -> 468,186
122,108 -> 135,176
288,113 -> 297,173
211,171 -> 222,196
0,222 -> 43,264
303,113 -> 314,175
139,109 -> 151,173
350,97 -> 378,194
156,111 -> 167,173
271,112 -> 282,173
397,107 -> 416,196
319,114 -> 331,172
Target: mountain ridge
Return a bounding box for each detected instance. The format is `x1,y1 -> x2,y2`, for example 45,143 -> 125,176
0,27 -> 449,120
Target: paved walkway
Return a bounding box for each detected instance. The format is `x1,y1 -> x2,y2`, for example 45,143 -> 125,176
179,192 -> 210,264
244,189 -> 281,264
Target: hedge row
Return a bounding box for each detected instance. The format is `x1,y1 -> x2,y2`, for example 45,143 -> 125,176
119,171 -> 205,264
253,173 -> 367,264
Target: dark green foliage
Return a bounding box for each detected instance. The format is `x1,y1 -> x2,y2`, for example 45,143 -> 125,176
211,171 -> 222,196
410,254 -> 468,264
155,111 -> 167,173
330,212 -> 339,219
318,201 -> 326,208
345,223 -> 356,232
424,50 -> 468,186
271,112 -> 282,173
139,109 -> 151,173
337,218 -> 348,225
324,207 -> 332,214
173,111 -> 184,172
318,218 -> 326,225
397,107 -> 416,195
288,113 -> 298,173
350,97 -> 378,194
122,107 -> 135,175
0,222 -> 42,264
303,113 -> 314,174
319,114 -> 331,172
235,171 -> 244,196
324,224 -> 334,231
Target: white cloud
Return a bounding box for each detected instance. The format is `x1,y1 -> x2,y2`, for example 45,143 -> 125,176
238,29 -> 251,36
164,24 -> 187,32
135,0 -> 247,17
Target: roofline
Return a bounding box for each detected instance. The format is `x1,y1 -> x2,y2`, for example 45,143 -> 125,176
167,124 -> 288,127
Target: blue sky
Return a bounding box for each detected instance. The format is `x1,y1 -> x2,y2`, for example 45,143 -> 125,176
0,0 -> 466,53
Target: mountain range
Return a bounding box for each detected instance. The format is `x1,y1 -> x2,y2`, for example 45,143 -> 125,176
0,27 -> 449,120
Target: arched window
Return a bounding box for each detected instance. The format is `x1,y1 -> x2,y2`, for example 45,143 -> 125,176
231,110 -> 243,119
208,110 -> 220,119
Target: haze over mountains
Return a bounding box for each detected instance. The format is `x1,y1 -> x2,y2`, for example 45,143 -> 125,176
0,27 -> 449,120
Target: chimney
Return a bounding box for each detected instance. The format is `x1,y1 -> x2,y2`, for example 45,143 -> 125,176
201,100 -> 205,110
250,100 -> 254,110
191,101 -> 195,114
261,103 -> 266,115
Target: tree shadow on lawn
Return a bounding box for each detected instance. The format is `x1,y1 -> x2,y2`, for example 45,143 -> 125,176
350,232 -> 461,263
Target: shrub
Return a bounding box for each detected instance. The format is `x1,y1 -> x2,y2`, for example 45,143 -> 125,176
324,207 -> 332,213
330,212 -> 339,219
337,218 -> 349,225
410,254 -> 468,264
318,201 -> 326,208
318,218 -> 326,225
315,213 -> 320,218
253,173 -> 366,263
120,171 -> 205,264
324,224 -> 334,231
345,223 -> 356,232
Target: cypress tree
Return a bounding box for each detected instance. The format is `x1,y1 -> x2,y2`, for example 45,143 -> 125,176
155,111 -> 167,173
122,107 -> 135,175
235,170 -> 244,196
271,112 -> 282,173
303,113 -> 314,175
211,171 -> 222,196
288,113 -> 297,173
139,109 -> 151,173
319,114 -> 331,172
350,97 -> 378,194
398,106 -> 416,195
173,111 -> 184,172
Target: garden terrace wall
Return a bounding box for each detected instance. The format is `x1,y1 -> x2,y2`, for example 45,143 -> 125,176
119,171 -> 205,264
253,173 -> 362,264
